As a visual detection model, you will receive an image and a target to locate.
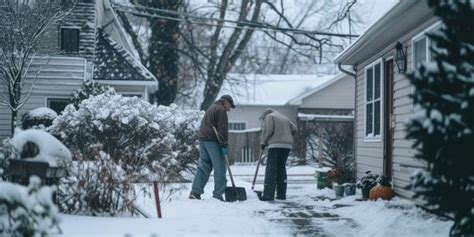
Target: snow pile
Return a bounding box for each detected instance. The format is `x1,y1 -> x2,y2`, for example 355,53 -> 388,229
48,93 -> 203,215
21,107 -> 58,130
0,176 -> 60,236
6,129 -> 72,167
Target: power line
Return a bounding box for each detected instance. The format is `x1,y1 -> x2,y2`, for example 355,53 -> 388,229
111,3 -> 359,39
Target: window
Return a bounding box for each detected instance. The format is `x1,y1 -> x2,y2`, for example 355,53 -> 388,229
229,122 -> 246,131
412,22 -> 443,70
365,60 -> 383,139
47,98 -> 69,114
60,28 -> 79,52
122,94 -> 143,98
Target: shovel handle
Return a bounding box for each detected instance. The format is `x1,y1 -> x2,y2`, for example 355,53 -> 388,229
251,149 -> 265,189
211,126 -> 237,189
224,154 -> 237,188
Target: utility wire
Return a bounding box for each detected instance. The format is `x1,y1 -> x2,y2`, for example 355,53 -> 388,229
111,3 -> 359,38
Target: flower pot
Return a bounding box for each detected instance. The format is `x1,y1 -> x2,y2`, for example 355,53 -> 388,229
316,171 -> 327,189
344,183 -> 356,196
334,184 -> 345,198
361,187 -> 371,199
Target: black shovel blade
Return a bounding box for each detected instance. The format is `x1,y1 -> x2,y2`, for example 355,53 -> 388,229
225,187 -> 247,202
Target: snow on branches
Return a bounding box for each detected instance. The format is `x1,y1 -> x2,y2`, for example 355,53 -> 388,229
48,93 -> 203,215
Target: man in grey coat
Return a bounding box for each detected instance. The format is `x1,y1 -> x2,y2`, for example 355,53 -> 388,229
189,95 -> 235,201
259,108 -> 297,201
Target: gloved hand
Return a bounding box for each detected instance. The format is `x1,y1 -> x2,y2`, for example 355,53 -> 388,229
261,144 -> 266,151
221,147 -> 228,156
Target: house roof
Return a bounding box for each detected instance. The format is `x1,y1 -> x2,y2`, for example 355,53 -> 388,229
287,73 -> 348,105
218,74 -> 336,106
93,0 -> 157,83
335,0 -> 434,65
94,30 -> 156,82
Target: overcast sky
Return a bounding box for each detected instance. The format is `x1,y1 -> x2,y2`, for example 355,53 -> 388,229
361,0 -> 399,29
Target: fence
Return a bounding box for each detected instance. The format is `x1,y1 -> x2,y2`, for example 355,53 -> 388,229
228,128 -> 261,165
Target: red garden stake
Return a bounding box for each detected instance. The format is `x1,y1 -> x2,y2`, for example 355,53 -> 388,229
152,181 -> 162,218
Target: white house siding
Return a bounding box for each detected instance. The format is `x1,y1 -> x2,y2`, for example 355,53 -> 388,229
0,57 -> 86,140
300,75 -> 354,109
355,17 -> 439,199
228,105 -> 297,129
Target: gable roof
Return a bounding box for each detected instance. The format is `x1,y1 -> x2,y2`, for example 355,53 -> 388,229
335,0 -> 435,65
287,73 -> 348,105
218,74 -> 336,106
93,0 -> 157,83
94,30 -> 156,82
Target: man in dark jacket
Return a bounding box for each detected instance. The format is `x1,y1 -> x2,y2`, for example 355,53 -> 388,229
189,95 -> 235,201
258,108 -> 297,201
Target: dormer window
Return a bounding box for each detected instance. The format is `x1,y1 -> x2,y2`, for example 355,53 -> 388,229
60,28 -> 79,52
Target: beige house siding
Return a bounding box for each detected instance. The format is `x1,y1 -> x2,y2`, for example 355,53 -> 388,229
0,57 -> 152,140
0,57 -> 85,139
355,17 -> 440,199
300,76 -> 354,109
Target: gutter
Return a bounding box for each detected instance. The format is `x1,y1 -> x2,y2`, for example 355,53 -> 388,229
338,63 -> 358,181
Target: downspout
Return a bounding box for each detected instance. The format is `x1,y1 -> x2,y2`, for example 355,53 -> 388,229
338,63 -> 357,182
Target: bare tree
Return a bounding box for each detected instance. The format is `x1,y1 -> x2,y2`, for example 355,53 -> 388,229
0,0 -> 73,135
114,0 -> 358,109
117,0 -> 183,106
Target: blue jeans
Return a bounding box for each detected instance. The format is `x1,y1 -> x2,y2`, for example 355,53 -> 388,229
191,141 -> 227,198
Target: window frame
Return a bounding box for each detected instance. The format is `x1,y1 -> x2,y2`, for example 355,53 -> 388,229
60,27 -> 80,53
364,58 -> 384,142
229,121 -> 247,131
46,97 -> 70,115
411,21 -> 443,71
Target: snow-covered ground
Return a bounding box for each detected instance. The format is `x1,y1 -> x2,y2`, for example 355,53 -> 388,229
54,165 -> 452,237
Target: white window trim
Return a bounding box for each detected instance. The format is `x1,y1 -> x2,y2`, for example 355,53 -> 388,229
410,20 -> 443,113
229,120 -> 248,131
410,21 -> 443,71
45,97 -> 70,107
364,58 -> 384,142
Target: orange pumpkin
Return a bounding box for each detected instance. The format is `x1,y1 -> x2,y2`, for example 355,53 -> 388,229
369,184 -> 395,201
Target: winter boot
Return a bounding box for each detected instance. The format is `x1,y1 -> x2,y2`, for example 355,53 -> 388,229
189,192 -> 201,200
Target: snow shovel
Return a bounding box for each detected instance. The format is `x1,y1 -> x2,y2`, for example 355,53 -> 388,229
212,127 -> 247,202
251,148 -> 265,197
224,154 -> 247,202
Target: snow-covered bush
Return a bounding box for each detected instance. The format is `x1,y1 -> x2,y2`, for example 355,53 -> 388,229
406,1 -> 474,235
0,176 -> 60,236
49,93 -> 203,215
21,107 -> 57,130
69,80 -> 115,109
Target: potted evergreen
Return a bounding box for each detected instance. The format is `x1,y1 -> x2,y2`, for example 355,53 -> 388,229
356,171 -> 379,199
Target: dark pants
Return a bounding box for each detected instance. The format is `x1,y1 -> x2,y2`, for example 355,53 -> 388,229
262,148 -> 290,200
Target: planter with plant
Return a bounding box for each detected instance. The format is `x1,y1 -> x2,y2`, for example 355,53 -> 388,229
356,171 -> 379,199
369,175 -> 395,201
326,167 -> 351,198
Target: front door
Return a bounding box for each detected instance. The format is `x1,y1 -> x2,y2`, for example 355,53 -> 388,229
384,59 -> 394,180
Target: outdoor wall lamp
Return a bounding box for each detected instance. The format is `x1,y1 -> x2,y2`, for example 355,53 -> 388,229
395,42 -> 407,73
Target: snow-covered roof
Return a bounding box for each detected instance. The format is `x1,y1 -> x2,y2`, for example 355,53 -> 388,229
94,30 -> 157,82
287,74 -> 348,105
94,0 -> 157,83
218,74 -> 336,106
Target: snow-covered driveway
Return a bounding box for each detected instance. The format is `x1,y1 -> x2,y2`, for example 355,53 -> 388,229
55,165 -> 452,236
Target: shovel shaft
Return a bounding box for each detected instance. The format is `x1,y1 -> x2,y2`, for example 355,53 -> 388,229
251,149 -> 264,189
224,154 -> 237,188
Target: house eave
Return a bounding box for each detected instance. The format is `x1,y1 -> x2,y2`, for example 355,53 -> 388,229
335,0 -> 435,65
